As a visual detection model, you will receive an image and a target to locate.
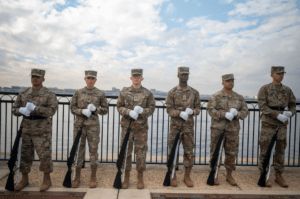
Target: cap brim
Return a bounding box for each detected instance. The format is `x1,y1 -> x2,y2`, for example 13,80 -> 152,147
30,73 -> 43,77
85,75 -> 97,78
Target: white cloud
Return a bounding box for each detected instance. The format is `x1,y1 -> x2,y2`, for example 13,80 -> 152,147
229,0 -> 298,16
220,0 -> 233,4
165,3 -> 175,14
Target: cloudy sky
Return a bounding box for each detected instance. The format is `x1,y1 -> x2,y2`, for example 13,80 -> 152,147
1,0 -> 299,98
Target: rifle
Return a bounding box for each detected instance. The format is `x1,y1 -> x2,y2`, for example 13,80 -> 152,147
113,119 -> 134,189
258,127 -> 279,187
207,130 -> 224,185
163,121 -> 183,186
63,120 -> 85,188
5,126 -> 23,191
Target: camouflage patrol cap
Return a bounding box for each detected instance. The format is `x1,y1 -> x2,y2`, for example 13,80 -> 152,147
30,68 -> 45,77
271,66 -> 286,74
131,69 -> 143,77
178,66 -> 189,74
222,74 -> 234,81
85,70 -> 97,79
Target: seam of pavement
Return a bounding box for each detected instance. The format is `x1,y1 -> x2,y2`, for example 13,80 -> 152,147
0,161 -> 299,199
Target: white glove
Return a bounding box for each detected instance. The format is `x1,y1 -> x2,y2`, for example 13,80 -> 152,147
277,114 -> 288,123
88,104 -> 96,112
26,102 -> 36,112
185,108 -> 193,115
82,109 -> 92,117
134,106 -> 143,114
230,108 -> 238,116
283,111 -> 292,118
225,112 -> 234,121
19,107 -> 31,117
129,110 -> 138,120
179,111 -> 188,121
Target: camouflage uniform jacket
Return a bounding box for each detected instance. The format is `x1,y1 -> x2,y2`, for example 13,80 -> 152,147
165,85 -> 201,127
207,89 -> 248,131
12,86 -> 58,127
117,86 -> 155,129
70,87 -> 108,126
258,83 -> 296,126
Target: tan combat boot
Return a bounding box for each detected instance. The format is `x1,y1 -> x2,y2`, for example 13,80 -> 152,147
40,173 -> 51,192
122,170 -> 130,189
275,172 -> 288,188
183,167 -> 194,187
226,168 -> 237,186
14,173 -> 29,191
89,168 -> 97,188
71,167 -> 81,188
170,172 -> 178,187
137,171 -> 144,189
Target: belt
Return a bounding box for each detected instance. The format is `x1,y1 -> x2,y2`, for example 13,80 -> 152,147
269,106 -> 285,111
24,116 -> 48,120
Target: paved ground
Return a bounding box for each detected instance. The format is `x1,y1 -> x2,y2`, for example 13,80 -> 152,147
0,161 -> 299,199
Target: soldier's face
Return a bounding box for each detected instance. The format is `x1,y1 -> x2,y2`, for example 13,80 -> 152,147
85,77 -> 97,88
271,72 -> 284,83
222,79 -> 234,89
178,74 -> 189,83
31,75 -> 45,86
130,74 -> 143,85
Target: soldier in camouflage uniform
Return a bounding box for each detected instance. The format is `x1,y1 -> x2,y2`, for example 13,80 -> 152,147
117,69 -> 155,189
70,70 -> 108,188
207,74 -> 248,186
12,69 -> 58,192
165,66 -> 201,187
258,66 -> 296,188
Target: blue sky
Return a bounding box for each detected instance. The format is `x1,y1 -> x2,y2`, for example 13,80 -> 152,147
0,0 -> 299,98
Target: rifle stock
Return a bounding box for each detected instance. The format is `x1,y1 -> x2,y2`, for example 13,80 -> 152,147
207,130 -> 224,186
258,130 -> 278,187
113,119 -> 134,189
163,128 -> 181,186
5,126 -> 23,191
63,122 -> 84,188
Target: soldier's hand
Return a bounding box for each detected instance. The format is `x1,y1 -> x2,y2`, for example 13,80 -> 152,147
88,104 -> 96,112
129,110 -> 138,120
283,111 -> 292,118
134,106 -> 143,114
230,108 -> 238,116
277,114 -> 288,123
82,109 -> 92,117
19,107 -> 31,117
26,102 -> 36,112
185,108 -> 193,115
179,111 -> 188,121
225,112 -> 234,121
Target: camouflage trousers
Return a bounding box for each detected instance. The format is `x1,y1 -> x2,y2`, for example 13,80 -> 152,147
74,125 -> 100,169
168,125 -> 194,168
209,128 -> 239,171
120,127 -> 148,171
258,122 -> 287,174
20,121 -> 53,174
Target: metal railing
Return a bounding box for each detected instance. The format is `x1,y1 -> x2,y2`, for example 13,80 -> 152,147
1,92 -> 299,167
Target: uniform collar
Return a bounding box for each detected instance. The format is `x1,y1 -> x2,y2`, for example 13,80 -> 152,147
29,86 -> 45,95
84,87 -> 95,93
221,89 -> 235,97
176,85 -> 191,92
270,82 -> 283,91
129,85 -> 143,93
